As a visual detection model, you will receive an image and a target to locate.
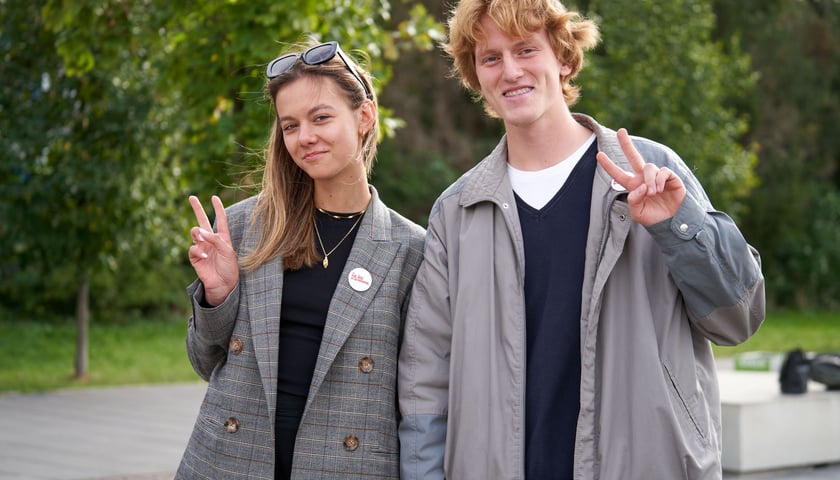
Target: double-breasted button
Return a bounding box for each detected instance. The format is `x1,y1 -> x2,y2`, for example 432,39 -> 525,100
343,434 -> 359,451
229,338 -> 243,354
224,417 -> 239,433
358,356 -> 374,373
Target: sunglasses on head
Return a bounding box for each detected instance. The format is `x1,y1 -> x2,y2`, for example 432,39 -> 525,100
265,41 -> 372,100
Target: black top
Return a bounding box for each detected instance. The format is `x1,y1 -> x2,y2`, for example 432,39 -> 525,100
274,209 -> 364,480
517,141 -> 597,479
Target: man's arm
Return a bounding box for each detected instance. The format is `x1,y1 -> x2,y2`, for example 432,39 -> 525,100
399,219 -> 452,480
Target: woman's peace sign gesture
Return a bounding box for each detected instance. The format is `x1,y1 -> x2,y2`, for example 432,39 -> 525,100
188,195 -> 239,307
596,128 -> 687,227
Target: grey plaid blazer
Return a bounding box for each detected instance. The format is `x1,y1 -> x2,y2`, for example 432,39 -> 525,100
176,187 -> 425,479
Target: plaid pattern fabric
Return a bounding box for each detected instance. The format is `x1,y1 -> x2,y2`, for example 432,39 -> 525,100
177,187 -> 425,479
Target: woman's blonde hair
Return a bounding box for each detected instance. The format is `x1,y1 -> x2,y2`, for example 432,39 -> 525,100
240,40 -> 378,272
444,0 -> 600,115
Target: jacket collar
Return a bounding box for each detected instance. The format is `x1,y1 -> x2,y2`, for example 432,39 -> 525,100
458,113 -> 630,207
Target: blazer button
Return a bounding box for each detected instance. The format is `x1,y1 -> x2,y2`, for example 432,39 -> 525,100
343,434 -> 359,451
229,338 -> 243,354
358,356 -> 374,373
224,417 -> 239,433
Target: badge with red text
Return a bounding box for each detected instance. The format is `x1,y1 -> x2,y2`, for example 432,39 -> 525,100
611,179 -> 628,192
348,267 -> 372,292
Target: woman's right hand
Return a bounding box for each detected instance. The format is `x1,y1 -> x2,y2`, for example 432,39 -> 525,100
188,195 -> 239,307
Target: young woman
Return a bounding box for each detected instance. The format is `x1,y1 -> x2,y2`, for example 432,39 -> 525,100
177,40 -> 425,480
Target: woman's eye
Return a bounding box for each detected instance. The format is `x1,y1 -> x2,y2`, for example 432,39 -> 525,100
281,123 -> 297,132
314,114 -> 331,122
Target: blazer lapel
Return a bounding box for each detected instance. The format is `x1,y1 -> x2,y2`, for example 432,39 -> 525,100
242,225 -> 283,428
305,190 -> 399,408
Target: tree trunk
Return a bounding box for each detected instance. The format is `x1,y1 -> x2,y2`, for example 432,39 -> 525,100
74,273 -> 90,380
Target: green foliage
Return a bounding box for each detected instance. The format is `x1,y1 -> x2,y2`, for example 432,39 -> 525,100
714,0 -> 840,309
373,138 -> 461,224
1,1 -> 188,324
749,177 -> 840,310
5,0 -> 839,318
578,0 -> 758,218
1,0 -> 440,321
0,260 -> 194,319
37,0 -> 442,201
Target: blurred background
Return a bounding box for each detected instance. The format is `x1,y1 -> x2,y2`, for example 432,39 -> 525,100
2,0 -> 839,390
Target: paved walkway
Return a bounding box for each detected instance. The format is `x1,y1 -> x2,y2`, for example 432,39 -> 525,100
1,380 -> 838,479
0,382 -> 205,480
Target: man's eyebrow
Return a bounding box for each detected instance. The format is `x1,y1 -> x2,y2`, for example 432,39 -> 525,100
476,38 -> 536,56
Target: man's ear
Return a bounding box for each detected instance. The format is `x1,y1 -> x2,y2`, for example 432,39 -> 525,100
560,63 -> 572,76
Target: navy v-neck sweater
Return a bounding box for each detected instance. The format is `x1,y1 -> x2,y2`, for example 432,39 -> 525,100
515,141 -> 597,479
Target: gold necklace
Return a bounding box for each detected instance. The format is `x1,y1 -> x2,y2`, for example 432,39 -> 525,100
316,207 -> 365,220
313,210 -> 366,269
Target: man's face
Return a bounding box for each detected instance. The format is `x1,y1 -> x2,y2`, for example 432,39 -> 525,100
473,15 -> 571,129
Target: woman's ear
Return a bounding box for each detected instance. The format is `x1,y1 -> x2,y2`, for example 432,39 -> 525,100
358,99 -> 377,136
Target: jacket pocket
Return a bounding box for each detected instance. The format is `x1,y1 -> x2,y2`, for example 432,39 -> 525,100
662,361 -> 710,447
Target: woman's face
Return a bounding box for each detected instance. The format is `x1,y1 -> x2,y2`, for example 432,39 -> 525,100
274,76 -> 374,186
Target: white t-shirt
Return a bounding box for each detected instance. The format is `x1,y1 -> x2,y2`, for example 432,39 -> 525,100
507,134 -> 596,210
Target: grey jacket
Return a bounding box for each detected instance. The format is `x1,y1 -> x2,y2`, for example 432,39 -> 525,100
398,114 -> 765,480
177,186 -> 425,479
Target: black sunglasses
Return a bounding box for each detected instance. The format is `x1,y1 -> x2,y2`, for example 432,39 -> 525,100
265,41 -> 372,100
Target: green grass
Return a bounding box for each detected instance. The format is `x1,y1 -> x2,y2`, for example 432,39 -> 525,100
1,310 -> 838,393
713,310 -> 840,357
0,314 -> 201,393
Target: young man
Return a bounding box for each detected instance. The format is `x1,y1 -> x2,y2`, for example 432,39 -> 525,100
398,1 -> 766,479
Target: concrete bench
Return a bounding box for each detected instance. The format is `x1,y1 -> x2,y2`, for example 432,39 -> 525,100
719,368 -> 840,473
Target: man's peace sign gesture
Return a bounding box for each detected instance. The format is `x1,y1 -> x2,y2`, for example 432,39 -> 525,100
596,128 -> 687,227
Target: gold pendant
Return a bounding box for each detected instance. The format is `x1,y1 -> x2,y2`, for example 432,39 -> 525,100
322,257 -> 329,269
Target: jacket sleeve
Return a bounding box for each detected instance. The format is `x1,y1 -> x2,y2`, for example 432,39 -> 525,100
645,167 -> 765,346
183,200 -> 249,380
399,216 -> 451,480
185,280 -> 241,380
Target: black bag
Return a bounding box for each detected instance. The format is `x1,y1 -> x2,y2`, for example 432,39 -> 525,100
810,353 -> 840,390
779,348 -> 811,394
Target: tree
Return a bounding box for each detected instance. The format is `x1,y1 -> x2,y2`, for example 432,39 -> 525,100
374,1 -> 491,223
1,0 -> 185,378
576,0 -> 758,219
0,0 -> 439,379
714,0 -> 840,309
40,0 -> 440,201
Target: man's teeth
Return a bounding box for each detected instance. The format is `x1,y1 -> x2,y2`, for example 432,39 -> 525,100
504,87 -> 532,97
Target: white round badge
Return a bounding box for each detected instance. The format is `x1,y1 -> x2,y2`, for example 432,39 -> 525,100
611,179 -> 628,192
348,267 -> 372,292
